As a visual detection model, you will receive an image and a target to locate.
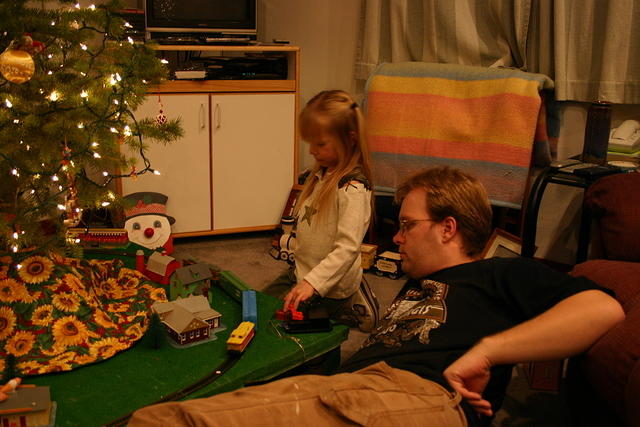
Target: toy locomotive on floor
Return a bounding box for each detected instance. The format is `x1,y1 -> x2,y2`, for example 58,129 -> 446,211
361,243 -> 403,279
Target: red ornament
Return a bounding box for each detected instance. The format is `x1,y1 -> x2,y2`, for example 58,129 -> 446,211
61,145 -> 72,165
155,109 -> 167,125
155,94 -> 167,125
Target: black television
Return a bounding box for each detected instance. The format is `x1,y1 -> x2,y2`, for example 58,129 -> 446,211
144,0 -> 257,43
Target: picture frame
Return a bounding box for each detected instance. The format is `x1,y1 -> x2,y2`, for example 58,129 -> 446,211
481,228 -> 522,259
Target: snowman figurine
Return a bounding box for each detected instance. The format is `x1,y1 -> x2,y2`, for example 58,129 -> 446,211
123,192 -> 175,254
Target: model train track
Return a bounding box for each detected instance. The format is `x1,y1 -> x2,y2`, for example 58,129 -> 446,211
103,353 -> 241,427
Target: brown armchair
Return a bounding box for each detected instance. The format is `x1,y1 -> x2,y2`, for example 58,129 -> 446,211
567,171 -> 640,427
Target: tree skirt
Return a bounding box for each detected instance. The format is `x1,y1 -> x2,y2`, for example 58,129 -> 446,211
0,253 -> 167,376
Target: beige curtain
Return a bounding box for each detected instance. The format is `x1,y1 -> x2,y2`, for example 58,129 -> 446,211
357,0 -> 640,103
528,0 -> 640,103
355,0 -> 531,80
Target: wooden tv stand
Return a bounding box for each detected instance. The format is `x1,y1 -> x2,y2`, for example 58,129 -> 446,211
120,45 -> 300,237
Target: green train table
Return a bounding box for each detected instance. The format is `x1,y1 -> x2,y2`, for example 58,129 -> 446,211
28,270 -> 349,427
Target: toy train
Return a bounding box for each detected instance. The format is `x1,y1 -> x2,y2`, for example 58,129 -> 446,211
275,305 -> 304,322
226,321 -> 255,353
361,244 -> 403,279
66,227 -> 128,248
275,303 -> 332,333
242,290 -> 257,330
225,290 -> 258,353
269,217 -> 296,264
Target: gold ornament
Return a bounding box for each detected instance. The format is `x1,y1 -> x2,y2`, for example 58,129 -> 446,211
0,48 -> 35,84
0,49 -> 36,84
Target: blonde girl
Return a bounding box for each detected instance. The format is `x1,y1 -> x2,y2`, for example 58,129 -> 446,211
282,89 -> 379,332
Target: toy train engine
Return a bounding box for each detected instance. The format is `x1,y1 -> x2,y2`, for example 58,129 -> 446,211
226,321 -> 255,353
66,228 -> 128,248
270,216 -> 296,264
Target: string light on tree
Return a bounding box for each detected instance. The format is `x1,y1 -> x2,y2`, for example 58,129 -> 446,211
0,0 -> 183,256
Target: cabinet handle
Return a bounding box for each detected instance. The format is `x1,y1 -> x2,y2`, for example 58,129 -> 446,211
199,103 -> 205,130
214,103 -> 221,129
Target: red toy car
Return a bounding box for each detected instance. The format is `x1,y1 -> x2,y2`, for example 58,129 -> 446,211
275,305 -> 304,321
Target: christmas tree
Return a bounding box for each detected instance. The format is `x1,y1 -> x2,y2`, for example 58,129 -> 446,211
0,0 -> 182,257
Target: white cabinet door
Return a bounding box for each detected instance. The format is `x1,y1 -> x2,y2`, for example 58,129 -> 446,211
121,94 -> 211,234
211,93 -> 295,230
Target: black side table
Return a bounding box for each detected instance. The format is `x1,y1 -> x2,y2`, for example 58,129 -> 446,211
521,166 -> 621,264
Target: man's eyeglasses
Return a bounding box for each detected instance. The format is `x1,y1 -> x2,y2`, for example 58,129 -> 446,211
398,218 -> 436,235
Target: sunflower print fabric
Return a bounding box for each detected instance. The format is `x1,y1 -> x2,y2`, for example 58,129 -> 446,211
0,254 -> 167,376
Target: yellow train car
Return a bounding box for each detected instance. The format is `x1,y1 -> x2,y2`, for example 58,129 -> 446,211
226,321 -> 255,353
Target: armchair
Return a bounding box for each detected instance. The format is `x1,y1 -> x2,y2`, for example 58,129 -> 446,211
567,171 -> 640,427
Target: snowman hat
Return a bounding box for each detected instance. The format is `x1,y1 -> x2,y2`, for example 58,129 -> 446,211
123,192 -> 175,225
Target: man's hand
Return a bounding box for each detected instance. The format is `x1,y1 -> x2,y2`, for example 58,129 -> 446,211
443,347 -> 494,417
283,280 -> 316,311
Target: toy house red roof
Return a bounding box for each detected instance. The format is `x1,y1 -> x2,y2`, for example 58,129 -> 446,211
0,385 -> 52,426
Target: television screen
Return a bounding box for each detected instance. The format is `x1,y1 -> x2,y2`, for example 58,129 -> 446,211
145,0 -> 256,37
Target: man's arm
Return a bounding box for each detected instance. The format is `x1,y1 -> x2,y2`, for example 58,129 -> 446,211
443,289 -> 625,416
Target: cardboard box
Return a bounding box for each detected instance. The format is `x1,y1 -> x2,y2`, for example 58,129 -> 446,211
360,243 -> 378,270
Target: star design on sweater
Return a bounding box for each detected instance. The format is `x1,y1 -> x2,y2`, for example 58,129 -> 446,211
300,205 -> 318,226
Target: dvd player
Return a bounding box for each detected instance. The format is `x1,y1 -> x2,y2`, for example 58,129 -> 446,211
202,56 -> 287,80
150,32 -> 257,46
205,37 -> 256,45
155,36 -> 200,45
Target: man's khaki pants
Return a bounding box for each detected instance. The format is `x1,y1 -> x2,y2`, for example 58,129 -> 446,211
128,362 -> 467,427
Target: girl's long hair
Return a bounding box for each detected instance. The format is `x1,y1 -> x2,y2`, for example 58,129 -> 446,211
295,90 -> 373,221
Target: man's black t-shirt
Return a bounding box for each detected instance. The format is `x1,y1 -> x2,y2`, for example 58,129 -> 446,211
340,257 -> 607,423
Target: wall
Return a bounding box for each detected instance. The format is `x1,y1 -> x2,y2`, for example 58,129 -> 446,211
260,0 -> 362,171
259,1 -> 361,102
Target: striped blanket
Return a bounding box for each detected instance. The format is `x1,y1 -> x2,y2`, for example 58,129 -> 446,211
365,62 -> 554,209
